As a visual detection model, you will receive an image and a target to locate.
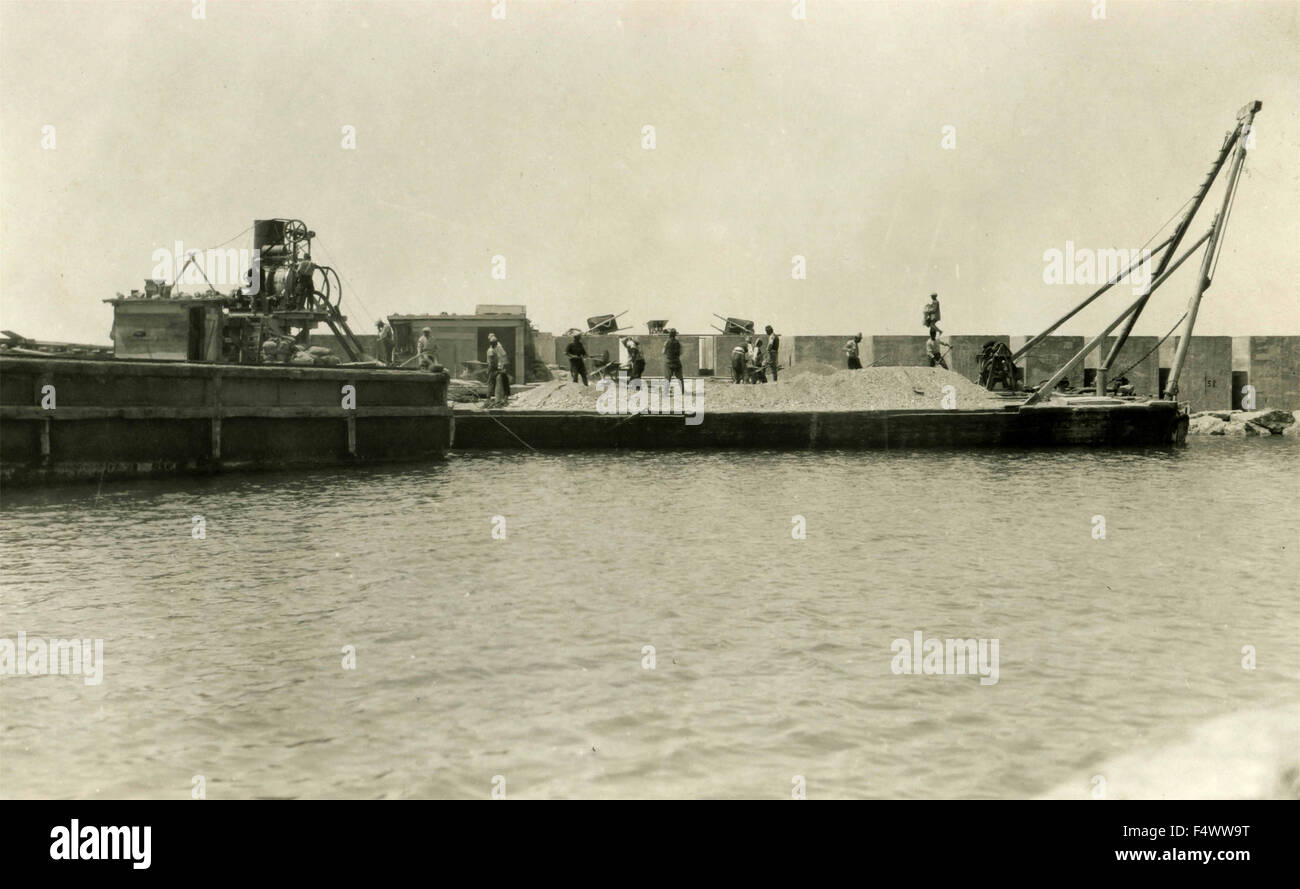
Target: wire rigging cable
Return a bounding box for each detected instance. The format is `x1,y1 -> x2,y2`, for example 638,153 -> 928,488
1114,310 -> 1188,381
311,236 -> 377,330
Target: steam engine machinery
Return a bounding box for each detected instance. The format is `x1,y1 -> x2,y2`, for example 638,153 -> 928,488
106,219 -> 373,366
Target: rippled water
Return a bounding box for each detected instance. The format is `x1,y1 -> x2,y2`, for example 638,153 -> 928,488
2,437 -> 1297,799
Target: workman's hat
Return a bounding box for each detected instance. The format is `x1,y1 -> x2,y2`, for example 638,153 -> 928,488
667,327 -> 677,335
488,332 -> 497,340
765,325 -> 773,333
421,327 -> 432,334
375,319 -> 384,328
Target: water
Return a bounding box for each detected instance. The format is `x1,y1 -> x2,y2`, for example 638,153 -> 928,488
2,437 -> 1297,799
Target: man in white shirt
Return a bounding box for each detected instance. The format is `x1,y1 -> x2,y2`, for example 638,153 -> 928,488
417,327 -> 438,370
486,333 -> 510,404
926,329 -> 950,369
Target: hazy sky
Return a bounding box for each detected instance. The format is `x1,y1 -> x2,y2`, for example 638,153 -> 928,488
2,0 -> 1297,344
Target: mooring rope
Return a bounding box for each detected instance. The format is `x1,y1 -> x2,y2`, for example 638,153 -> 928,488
485,412 -> 538,451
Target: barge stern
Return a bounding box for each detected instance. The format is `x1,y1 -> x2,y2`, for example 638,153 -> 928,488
0,356 -> 452,485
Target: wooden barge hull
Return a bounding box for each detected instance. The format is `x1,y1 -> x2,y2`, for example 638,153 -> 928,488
0,356 -> 452,485
450,399 -> 1188,450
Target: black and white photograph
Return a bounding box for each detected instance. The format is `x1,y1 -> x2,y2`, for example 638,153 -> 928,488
1,0 -> 1296,840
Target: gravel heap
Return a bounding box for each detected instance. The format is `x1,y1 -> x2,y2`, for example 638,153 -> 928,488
506,366 -> 1001,412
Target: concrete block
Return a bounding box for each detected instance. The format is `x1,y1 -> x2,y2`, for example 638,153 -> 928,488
1086,335 -> 1160,397
1169,335 -> 1232,411
868,335 -> 929,367
1011,336 -> 1086,389
1246,336 -> 1300,409
793,335 -> 855,369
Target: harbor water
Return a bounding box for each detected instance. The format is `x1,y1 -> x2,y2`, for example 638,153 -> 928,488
1,437 -> 1297,799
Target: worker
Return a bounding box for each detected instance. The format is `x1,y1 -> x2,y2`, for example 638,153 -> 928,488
375,319 -> 395,365
566,333 -> 589,385
488,335 -> 509,400
764,325 -> 780,382
926,328 -> 950,369
623,336 -> 645,381
730,341 -> 747,383
749,337 -> 767,383
486,332 -> 510,404
845,333 -> 863,369
417,327 -> 438,370
923,293 -> 941,333
484,336 -> 501,407
663,328 -> 685,394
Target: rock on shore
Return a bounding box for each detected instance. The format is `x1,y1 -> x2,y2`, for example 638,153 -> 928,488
1187,409 -> 1297,436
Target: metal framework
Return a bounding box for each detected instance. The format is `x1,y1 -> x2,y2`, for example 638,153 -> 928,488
1020,101 -> 1260,405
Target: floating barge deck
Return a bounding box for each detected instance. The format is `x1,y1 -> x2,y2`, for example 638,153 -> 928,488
0,356 -> 1189,487
449,397 -> 1188,450
0,356 -> 452,485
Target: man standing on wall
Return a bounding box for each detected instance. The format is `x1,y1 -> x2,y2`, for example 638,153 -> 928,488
923,293 -> 941,334
566,333 -> 589,385
663,328 -> 685,395
845,333 -> 864,369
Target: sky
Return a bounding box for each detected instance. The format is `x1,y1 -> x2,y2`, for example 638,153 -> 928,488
2,0 -> 1297,344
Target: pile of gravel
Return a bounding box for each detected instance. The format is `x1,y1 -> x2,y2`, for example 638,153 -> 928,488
506,366 -> 1001,412
782,361 -> 839,377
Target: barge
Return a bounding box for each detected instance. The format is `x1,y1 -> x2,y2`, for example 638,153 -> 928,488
0,355 -> 450,485
0,217 -> 452,487
448,397 -> 1187,450
448,101 -> 1258,453
0,102 -> 1261,479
